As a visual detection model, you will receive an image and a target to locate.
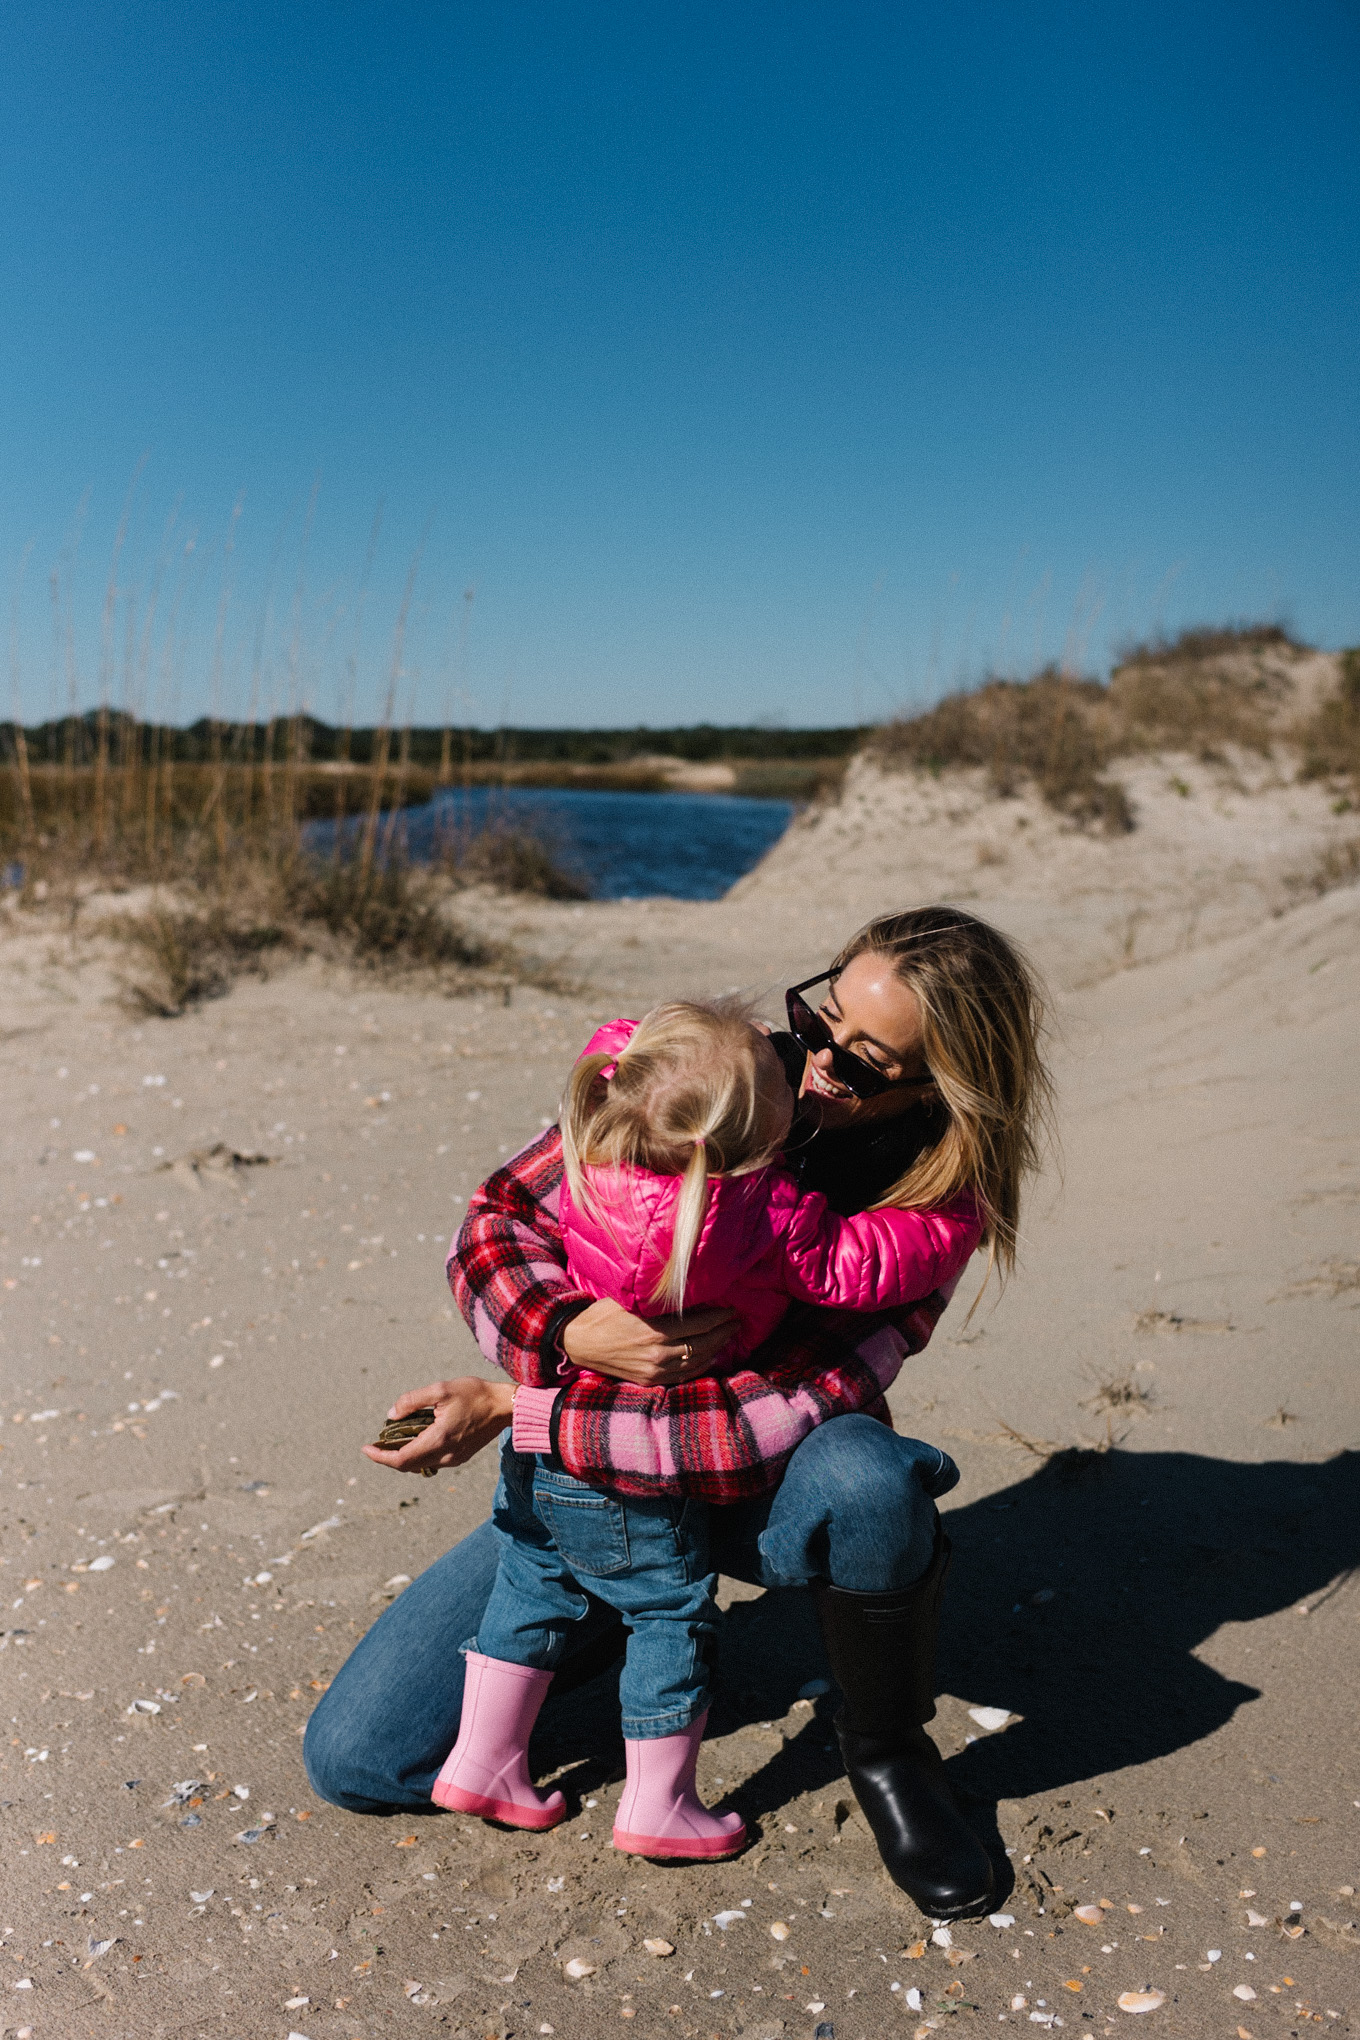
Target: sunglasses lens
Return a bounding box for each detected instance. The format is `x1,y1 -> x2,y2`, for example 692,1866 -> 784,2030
785,990 -> 887,1100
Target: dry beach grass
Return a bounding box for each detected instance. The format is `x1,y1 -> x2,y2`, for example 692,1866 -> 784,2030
1,636 -> 1358,2038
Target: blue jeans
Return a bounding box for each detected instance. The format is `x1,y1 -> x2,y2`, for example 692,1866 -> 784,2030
475,1443 -> 718,1739
305,1414 -> 958,1813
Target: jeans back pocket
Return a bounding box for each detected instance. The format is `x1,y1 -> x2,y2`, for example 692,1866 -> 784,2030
534,1476 -> 632,1578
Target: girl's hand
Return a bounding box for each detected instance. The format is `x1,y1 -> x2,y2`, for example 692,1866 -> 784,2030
561,1297 -> 739,1386
362,1377 -> 513,1475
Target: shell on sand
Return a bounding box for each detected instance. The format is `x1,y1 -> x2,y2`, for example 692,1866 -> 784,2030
1074,1904 -> 1105,1924
1117,1990 -> 1166,2013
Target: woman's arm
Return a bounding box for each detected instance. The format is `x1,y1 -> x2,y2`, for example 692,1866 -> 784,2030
551,1286 -> 960,1503
446,1127 -> 594,1388
779,1192 -> 982,1312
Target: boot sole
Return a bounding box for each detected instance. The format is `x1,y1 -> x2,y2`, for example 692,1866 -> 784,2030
432,1780 -> 565,1830
612,1823 -> 747,1861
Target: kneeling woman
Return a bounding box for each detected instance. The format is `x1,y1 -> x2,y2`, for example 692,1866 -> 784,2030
307,907 -> 1052,1921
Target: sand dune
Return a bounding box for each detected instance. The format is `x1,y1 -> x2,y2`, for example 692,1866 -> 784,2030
1,746 -> 1357,2036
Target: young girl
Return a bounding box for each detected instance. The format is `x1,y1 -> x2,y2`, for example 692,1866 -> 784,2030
431,999 -> 981,1860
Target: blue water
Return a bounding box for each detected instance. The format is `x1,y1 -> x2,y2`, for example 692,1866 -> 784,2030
391,785 -> 796,901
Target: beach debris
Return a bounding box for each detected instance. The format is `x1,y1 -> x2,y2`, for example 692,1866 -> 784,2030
284,1996 -> 310,2009
930,1926 -> 953,1948
1117,1991 -> 1166,2013
1233,1985 -> 1257,2001
904,1940 -> 926,1958
189,1889 -> 214,1904
988,1912 -> 1016,1929
1207,1948 -> 1222,1962
905,1986 -> 922,2009
88,1555 -> 115,1573
643,1938 -> 674,1956
1246,1911 -> 1268,1926
235,1816 -> 275,1844
1074,1905 -> 1105,1925
233,1784 -> 250,1798
546,1876 -> 565,1892
713,1910 -> 746,1929
769,1921 -> 791,1940
163,1779 -> 205,1805
126,1699 -> 161,1716
967,1706 -> 1012,1733
83,1937 -> 117,1966
562,1956 -> 597,1980
1011,1996 -> 1028,2011
300,1515 -> 343,1541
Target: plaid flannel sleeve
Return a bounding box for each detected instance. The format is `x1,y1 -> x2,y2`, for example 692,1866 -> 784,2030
445,1126 -> 593,1389
553,1287 -> 955,1503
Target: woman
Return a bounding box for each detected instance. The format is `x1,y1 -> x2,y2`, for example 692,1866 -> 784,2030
305,907 -> 1052,1920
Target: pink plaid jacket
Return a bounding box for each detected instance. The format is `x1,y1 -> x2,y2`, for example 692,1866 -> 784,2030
447,1125 -> 977,1502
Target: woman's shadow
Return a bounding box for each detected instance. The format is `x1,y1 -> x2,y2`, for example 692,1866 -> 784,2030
537,1447 -> 1360,1869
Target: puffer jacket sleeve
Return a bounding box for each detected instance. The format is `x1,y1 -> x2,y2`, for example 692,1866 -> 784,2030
779,1190 -> 982,1312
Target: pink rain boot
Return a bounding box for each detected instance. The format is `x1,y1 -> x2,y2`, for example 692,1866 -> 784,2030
612,1711 -> 747,1860
431,1652 -> 566,1830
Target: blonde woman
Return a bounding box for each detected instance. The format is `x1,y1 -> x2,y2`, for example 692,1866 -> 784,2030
311,908 -> 1051,1920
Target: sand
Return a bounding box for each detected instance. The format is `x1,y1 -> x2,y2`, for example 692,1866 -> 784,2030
2,732 -> 1358,2039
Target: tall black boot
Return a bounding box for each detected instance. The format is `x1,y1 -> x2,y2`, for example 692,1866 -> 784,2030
811,1527 -> 995,1920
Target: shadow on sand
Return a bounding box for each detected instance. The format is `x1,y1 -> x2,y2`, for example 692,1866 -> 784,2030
536,1448 -> 1360,1886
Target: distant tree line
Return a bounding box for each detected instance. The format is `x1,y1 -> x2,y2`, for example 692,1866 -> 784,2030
0,713 -> 869,770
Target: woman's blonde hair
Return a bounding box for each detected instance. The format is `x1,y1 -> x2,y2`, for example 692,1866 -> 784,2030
829,907 -> 1054,1285
561,999 -> 788,1312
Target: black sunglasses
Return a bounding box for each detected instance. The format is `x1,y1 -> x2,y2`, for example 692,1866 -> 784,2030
784,971 -> 932,1101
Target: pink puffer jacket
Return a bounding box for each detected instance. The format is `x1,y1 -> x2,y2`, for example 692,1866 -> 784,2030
561,1018 -> 982,1363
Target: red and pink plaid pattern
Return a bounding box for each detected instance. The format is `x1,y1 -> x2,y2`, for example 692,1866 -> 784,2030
447,1127 -> 959,1502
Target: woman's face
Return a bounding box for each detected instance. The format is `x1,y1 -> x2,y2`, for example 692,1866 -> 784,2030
797,950 -> 934,1132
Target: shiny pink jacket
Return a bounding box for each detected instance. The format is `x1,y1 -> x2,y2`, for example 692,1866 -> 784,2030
561,1018 -> 981,1362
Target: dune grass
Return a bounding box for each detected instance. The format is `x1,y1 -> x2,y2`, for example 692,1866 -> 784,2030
868,624 -> 1329,831
0,737 -> 585,1014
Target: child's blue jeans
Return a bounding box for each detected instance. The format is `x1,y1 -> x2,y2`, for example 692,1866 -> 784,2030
473,1438 -> 717,1740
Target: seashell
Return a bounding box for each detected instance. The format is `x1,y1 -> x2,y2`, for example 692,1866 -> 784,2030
1246,1910 -> 1268,1927
1117,1990 -> 1166,2013
989,1912 -> 1016,1929
643,1939 -> 674,1957
966,1706 -> 1012,1733
930,1926 -> 953,1948
562,1957 -> 597,1980
1233,1985 -> 1257,2001
768,1921 -> 791,1941
1074,1904 -> 1105,1925
904,1940 -> 926,1958
713,1911 -> 746,1930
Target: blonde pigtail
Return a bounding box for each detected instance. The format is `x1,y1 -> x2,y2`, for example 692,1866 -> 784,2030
651,1136 -> 713,1313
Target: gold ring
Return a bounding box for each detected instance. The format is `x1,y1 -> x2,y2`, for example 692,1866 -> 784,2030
682,1341 -> 693,1363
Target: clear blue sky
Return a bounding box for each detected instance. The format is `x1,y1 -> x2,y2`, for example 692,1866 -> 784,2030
2,0 -> 1357,730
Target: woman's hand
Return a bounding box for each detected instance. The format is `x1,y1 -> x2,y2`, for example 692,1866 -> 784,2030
362,1377 -> 513,1476
561,1297 -> 739,1386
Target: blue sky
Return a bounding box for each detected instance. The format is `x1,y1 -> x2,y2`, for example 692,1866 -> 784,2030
2,1 -> 1357,729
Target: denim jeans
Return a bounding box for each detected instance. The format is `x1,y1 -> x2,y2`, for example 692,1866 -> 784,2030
305,1413 -> 958,1813
475,1443 -> 719,1739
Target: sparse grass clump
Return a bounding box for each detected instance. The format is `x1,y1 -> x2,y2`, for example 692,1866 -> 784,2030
870,667 -> 1133,832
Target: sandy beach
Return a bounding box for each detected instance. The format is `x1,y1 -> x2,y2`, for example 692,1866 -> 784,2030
2,719 -> 1358,2040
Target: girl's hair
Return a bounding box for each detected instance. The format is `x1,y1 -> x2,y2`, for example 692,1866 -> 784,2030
829,907 -> 1054,1285
561,999 -> 788,1312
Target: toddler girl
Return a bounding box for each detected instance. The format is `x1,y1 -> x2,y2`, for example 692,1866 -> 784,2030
431,1000 -> 980,1859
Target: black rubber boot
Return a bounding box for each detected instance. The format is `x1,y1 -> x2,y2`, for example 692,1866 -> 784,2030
811,1527 -> 995,1920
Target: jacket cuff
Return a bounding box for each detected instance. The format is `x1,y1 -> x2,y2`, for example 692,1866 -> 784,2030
512,1384 -> 561,1456
544,1297 -> 591,1381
